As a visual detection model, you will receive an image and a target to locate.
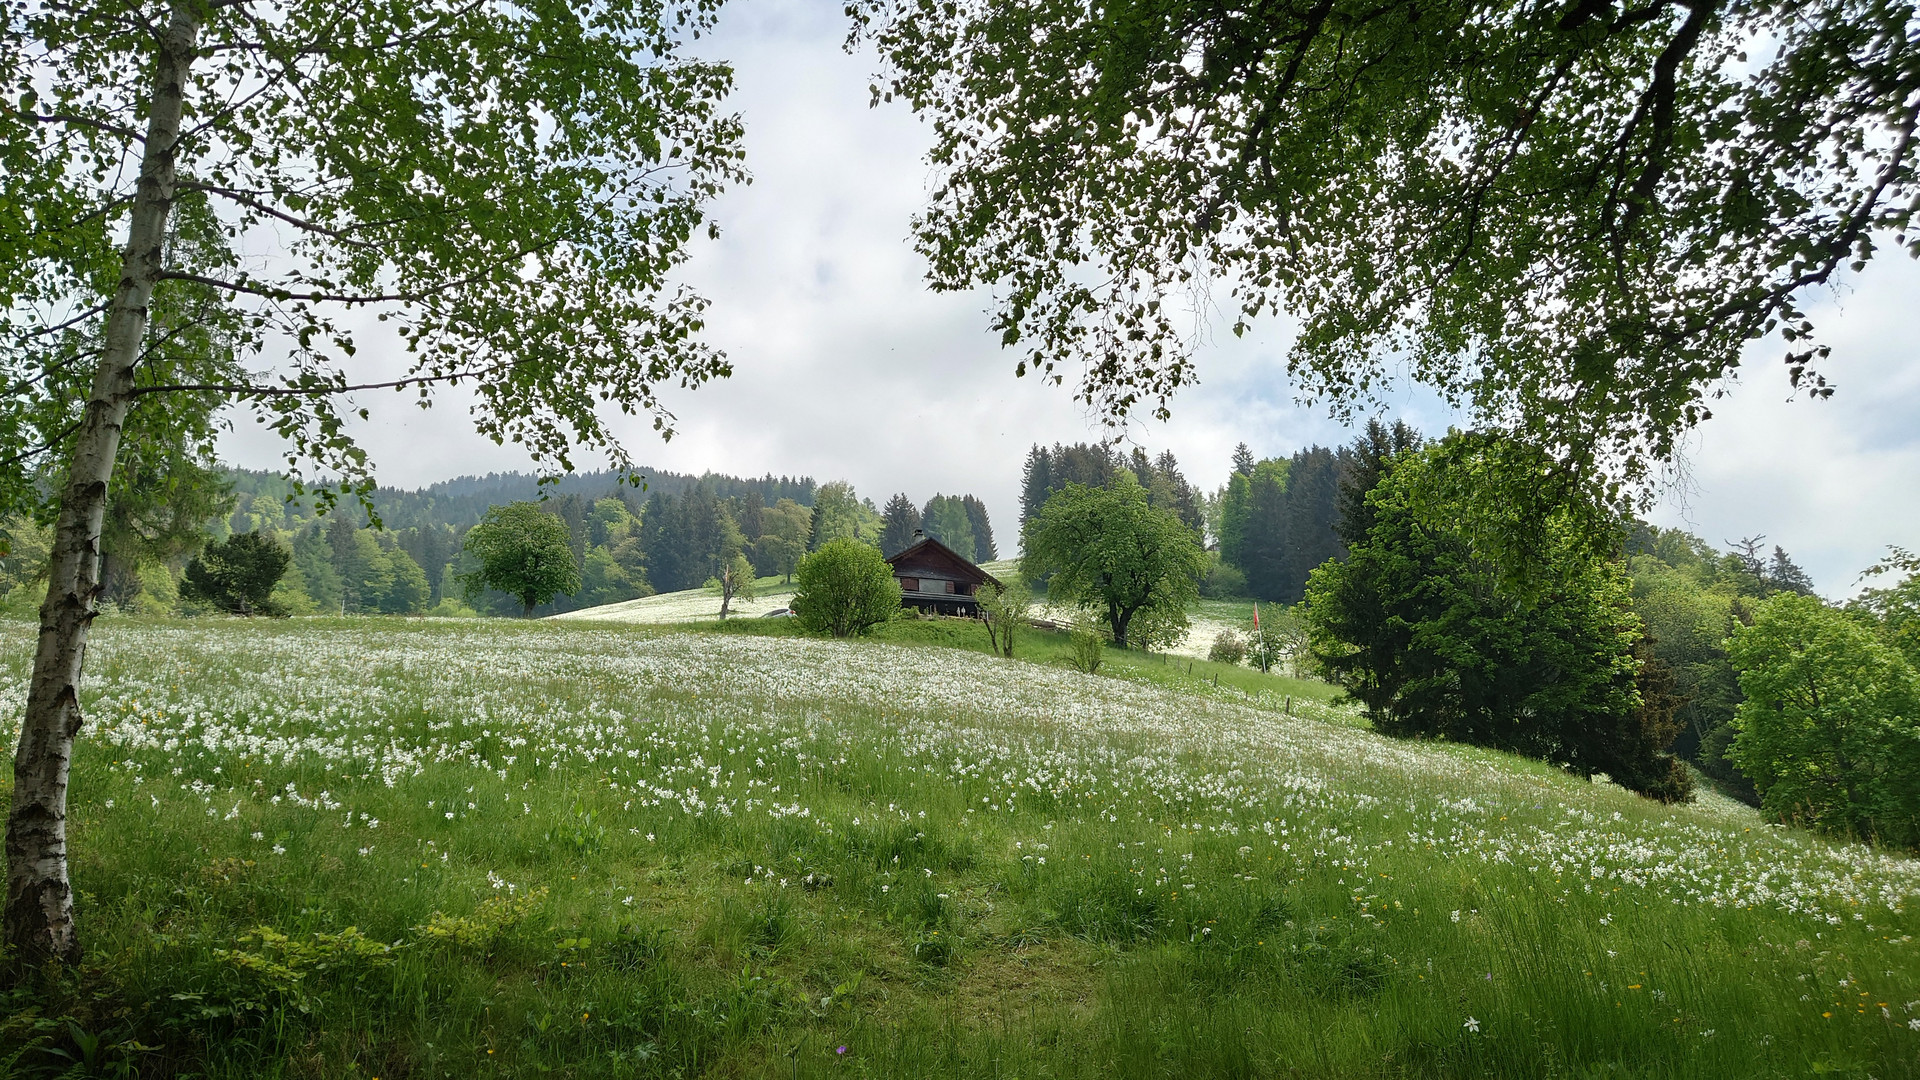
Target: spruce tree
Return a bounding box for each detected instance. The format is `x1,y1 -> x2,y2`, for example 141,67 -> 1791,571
1765,546 -> 1817,596
1019,445 -> 1053,531
180,531 -> 291,616
961,496 -> 997,562
880,494 -> 923,557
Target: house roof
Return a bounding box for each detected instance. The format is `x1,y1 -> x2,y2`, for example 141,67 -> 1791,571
884,536 -> 1003,589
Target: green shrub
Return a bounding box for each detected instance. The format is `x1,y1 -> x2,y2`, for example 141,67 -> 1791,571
792,538 -> 900,637
1066,616 -> 1105,674
1208,630 -> 1246,665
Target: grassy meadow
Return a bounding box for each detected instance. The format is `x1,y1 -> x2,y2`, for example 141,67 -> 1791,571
1,616 -> 1917,1078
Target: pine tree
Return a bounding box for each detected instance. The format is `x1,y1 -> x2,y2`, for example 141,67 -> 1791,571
1155,451 -> 1203,534
640,487 -> 745,593
880,494 -> 923,557
1019,445 -> 1053,530
961,495 -> 997,562
1336,420 -> 1423,548
1277,447 -> 1344,601
1239,463 -> 1290,600
1765,546 -> 1817,596
1231,443 -> 1256,477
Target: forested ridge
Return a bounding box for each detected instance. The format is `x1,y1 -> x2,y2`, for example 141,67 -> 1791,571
0,466 -> 1003,620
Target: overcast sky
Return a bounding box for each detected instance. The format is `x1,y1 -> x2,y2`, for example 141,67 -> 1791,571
218,0 -> 1919,597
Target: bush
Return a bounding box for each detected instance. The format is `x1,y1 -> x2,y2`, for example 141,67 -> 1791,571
1207,630 -> 1245,665
792,538 -> 900,637
1066,615 -> 1105,674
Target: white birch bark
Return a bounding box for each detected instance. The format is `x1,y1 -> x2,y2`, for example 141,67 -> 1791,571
4,2 -> 201,965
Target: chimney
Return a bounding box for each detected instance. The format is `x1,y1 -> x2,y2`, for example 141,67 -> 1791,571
912,529 -> 925,541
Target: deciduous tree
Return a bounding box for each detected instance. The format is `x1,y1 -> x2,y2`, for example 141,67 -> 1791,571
980,576 -> 1032,658
3,0 -> 743,963
461,504 -> 583,619
710,552 -> 757,619
1728,594 -> 1920,847
1020,481 -> 1205,649
855,0 -> 1920,503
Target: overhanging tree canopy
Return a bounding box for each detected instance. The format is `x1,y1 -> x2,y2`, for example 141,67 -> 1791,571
3,0 -> 744,964
854,0 -> 1919,495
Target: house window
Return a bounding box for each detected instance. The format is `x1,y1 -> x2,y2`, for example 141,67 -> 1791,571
900,577 -> 919,592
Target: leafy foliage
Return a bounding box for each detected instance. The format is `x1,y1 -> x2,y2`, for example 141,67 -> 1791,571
180,531 -> 291,617
1306,435 -> 1691,800
1728,594 -> 1920,848
1,0 -> 747,508
461,503 -> 582,618
1850,546 -> 1920,669
856,0 -> 1920,498
807,482 -> 882,550
1021,481 -> 1205,649
792,538 -> 901,637
751,499 -> 812,584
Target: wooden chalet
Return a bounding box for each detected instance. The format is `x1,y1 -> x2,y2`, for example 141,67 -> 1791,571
885,531 -> 1002,617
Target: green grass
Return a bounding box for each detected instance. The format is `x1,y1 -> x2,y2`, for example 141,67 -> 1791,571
1190,596 -> 1262,623
0,616 -> 1914,1079
703,610 -> 1343,708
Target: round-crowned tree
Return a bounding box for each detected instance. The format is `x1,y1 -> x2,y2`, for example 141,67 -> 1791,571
1728,593 -> 1920,847
792,538 -> 900,637
460,503 -> 581,617
180,531 -> 291,616
1020,481 -> 1204,649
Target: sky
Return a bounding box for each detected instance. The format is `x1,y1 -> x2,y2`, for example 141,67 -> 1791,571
218,0 -> 1920,598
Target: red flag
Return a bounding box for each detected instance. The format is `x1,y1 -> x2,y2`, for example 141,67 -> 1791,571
1252,601 -> 1260,630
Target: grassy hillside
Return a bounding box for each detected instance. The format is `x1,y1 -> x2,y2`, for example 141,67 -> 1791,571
2,618 -> 1917,1078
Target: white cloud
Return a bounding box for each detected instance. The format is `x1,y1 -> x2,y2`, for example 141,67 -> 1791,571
219,0 -> 1917,586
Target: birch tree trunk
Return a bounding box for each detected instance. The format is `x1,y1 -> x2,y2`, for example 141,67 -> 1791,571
4,4 -> 200,965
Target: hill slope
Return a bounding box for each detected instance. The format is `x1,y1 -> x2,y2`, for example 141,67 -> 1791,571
3,619 -> 1916,1078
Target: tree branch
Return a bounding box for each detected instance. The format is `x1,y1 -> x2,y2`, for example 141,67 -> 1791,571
28,112 -> 145,143
178,181 -> 377,248
0,417 -> 85,470
128,359 -> 523,399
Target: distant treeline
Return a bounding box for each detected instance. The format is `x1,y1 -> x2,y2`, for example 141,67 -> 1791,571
0,466 -> 1003,620
1019,444 -> 1204,537
208,467 -> 821,616
1017,439 -> 1347,604
221,467 -> 817,534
